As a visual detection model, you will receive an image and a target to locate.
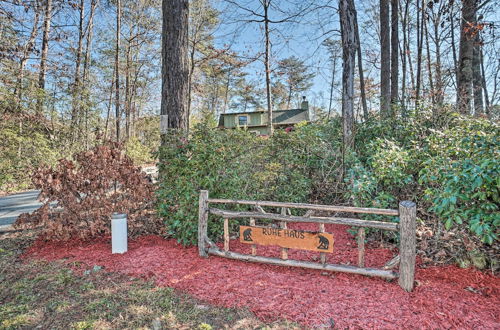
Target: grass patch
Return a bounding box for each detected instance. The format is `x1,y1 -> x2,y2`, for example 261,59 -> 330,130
0,232 -> 298,329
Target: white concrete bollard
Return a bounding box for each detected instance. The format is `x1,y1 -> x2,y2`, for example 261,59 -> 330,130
111,213 -> 128,254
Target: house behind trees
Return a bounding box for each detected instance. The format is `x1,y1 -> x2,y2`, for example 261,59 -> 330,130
218,97 -> 310,135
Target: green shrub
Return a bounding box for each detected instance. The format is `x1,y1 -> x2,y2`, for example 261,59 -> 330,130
419,117 -> 499,243
156,123 -> 342,245
369,139 -> 413,187
125,136 -> 155,165
352,111 -> 499,244
0,117 -> 60,192
157,126 -> 261,245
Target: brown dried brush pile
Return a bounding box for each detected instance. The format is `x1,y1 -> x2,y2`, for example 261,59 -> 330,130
15,142 -> 163,240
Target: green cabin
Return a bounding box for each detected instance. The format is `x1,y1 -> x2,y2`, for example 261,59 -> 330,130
218,98 -> 310,135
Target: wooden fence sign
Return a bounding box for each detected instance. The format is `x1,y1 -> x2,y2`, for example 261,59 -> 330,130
239,225 -> 334,253
199,191 -> 417,290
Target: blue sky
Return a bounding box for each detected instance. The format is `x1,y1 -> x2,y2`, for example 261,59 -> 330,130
212,0 -> 370,113
212,0 -> 500,114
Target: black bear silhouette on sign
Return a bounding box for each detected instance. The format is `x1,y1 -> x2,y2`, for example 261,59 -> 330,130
317,235 -> 329,250
243,228 -> 253,241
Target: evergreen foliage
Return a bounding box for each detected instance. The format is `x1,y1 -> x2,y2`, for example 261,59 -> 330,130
157,110 -> 498,247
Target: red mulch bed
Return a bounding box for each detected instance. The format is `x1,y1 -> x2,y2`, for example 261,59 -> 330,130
24,224 -> 499,329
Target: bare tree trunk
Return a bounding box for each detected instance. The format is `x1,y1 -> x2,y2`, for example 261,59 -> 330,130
82,0 -> 97,147
37,0 -> 53,113
131,101 -> 137,137
480,48 -> 490,115
425,20 -> 435,106
457,0 -> 475,115
390,0 -> 398,110
472,33 -> 483,116
327,55 -> 337,118
161,0 -> 189,134
222,69 -> 231,114
406,18 -> 415,92
15,8 -> 40,111
263,1 -> 273,135
115,0 -> 121,141
14,4 -> 40,156
380,0 -> 391,117
400,0 -> 409,113
286,84 -> 292,109
339,0 -> 356,153
71,0 -> 85,140
354,17 -> 368,121
104,66 -> 116,141
415,0 -> 425,107
212,82 -> 220,117
432,9 -> 444,106
83,0 -> 98,84
125,39 -> 131,139
75,0 -> 85,92
187,41 -> 196,124
450,3 -> 459,89
130,61 -> 142,137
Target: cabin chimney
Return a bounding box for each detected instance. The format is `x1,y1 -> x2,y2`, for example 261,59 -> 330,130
301,96 -> 309,110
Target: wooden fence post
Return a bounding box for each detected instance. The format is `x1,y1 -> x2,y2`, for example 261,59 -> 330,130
224,218 -> 229,252
357,227 -> 365,267
280,207 -> 288,260
249,217 -> 256,256
198,190 -> 209,257
398,200 -> 416,291
319,223 -> 326,264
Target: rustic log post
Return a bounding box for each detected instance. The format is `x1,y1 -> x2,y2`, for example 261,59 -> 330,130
280,207 -> 288,260
357,227 -> 365,267
250,217 -> 256,256
398,201 -> 416,291
198,190 -> 209,257
319,223 -> 326,264
224,218 -> 229,252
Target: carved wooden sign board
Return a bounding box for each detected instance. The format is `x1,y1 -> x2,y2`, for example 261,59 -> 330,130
239,225 -> 334,253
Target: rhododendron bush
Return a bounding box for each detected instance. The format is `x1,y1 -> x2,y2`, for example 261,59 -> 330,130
158,110 -> 498,270
15,142 -> 162,240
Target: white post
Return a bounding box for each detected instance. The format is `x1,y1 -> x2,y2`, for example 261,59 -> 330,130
160,114 -> 168,134
111,213 -> 128,254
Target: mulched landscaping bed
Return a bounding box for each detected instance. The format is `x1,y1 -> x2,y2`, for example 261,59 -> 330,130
24,224 -> 500,329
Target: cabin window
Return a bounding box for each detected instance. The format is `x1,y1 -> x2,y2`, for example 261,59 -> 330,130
238,115 -> 248,126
